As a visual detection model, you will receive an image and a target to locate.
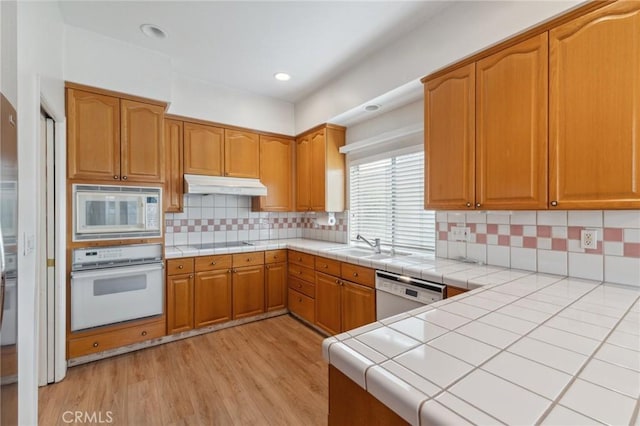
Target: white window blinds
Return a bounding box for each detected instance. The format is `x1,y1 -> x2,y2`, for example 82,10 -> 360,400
349,151 -> 436,251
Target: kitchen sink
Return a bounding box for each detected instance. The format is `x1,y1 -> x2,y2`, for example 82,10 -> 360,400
328,247 -> 411,259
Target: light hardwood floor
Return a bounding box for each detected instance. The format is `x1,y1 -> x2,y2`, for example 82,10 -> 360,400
39,315 -> 328,425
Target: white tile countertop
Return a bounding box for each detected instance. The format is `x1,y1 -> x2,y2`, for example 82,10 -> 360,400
323,276 -> 640,425
166,238 -> 640,424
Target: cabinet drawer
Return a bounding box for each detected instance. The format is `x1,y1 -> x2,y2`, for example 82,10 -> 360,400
68,319 -> 165,358
341,263 -> 375,288
288,250 -> 315,268
315,256 -> 341,276
288,289 -> 315,323
288,276 -> 315,299
265,249 -> 287,264
232,251 -> 265,267
288,264 -> 315,283
195,255 -> 232,272
167,258 -> 194,275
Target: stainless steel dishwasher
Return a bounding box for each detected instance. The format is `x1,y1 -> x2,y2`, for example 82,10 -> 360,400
375,270 -> 445,320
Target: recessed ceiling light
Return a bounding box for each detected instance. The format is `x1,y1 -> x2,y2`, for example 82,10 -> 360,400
274,72 -> 291,81
140,24 -> 167,39
364,104 -> 380,112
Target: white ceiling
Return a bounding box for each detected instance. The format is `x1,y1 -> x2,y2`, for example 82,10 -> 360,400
58,1 -> 450,104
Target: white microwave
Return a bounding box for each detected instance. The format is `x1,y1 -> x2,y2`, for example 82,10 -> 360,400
73,184 -> 162,242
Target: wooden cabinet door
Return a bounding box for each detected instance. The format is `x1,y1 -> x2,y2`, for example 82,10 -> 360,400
194,269 -> 232,327
120,99 -> 165,183
66,89 -> 121,181
341,280 -> 375,332
265,262 -> 287,312
253,135 -> 293,211
224,129 -> 260,178
167,273 -> 194,334
315,272 -> 342,335
446,286 -> 468,299
476,33 -> 548,210
424,63 -> 475,209
309,129 -> 327,211
164,119 -> 183,212
295,135 -> 312,211
183,122 -> 224,176
232,265 -> 265,319
549,2 -> 640,209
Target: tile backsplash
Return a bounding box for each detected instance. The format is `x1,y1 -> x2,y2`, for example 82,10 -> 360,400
436,210 -> 640,286
164,194 -> 348,246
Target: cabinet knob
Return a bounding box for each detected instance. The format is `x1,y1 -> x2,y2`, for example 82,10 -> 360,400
113,175 -> 119,180
273,255 -> 278,259
322,264 -> 328,269
466,202 -> 472,208
297,270 -> 302,275
298,298 -> 302,303
550,201 -> 558,207
475,203 -> 481,208
211,261 -> 216,265
232,269 -> 237,273
227,269 -> 232,274
141,331 -> 147,337
189,274 -> 193,278
353,272 -> 358,277
178,265 -> 184,269
335,279 -> 340,284
122,176 -> 128,180
246,258 -> 251,262
297,257 -> 302,261
297,283 -> 302,288
92,342 -> 99,348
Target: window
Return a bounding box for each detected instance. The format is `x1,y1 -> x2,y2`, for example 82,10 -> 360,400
349,150 -> 435,251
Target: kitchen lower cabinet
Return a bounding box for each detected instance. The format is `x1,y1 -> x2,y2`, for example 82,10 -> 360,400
265,262 -> 287,312
194,269 -> 232,327
288,288 -> 315,323
232,265 -> 265,319
446,286 -> 468,298
316,263 -> 376,336
167,273 -> 194,334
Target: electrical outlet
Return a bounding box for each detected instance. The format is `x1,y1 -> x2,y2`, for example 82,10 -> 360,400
451,226 -> 471,242
580,229 -> 597,249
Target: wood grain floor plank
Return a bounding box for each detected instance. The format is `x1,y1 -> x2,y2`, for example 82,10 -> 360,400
39,315 -> 327,425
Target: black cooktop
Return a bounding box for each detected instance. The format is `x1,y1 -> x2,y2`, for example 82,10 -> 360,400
195,241 -> 254,250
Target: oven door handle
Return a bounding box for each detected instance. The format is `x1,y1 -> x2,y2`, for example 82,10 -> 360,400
71,263 -> 163,280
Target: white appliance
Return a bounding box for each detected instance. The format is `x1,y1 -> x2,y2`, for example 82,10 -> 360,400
70,244 -> 164,331
73,184 -> 162,242
183,174 -> 267,196
375,270 -> 445,320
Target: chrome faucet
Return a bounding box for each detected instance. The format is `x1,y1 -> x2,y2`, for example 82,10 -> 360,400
356,234 -> 381,254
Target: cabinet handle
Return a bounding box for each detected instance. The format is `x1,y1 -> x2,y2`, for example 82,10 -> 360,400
297,270 -> 302,275
335,279 -> 340,284
475,203 -> 481,208
141,331 -> 147,337
178,265 -> 184,269
322,264 -> 328,268
466,202 -> 472,208
246,258 -> 251,262
550,201 -> 558,207
122,176 -> 128,180
92,342 -> 99,348
227,269 -> 232,274
113,175 -> 119,180
232,269 -> 237,273
211,261 -> 216,265
353,272 -> 358,277
189,274 -> 193,278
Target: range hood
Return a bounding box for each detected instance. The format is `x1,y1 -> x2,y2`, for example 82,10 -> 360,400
184,174 -> 267,196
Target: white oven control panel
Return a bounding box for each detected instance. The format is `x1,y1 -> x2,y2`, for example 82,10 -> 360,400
72,244 -> 163,270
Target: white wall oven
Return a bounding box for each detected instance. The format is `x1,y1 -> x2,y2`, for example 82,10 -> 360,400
70,244 -> 164,332
73,184 -> 162,242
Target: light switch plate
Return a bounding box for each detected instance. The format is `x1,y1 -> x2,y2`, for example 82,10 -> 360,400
580,229 -> 597,249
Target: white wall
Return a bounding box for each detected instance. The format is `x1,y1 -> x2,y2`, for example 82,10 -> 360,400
17,1 -> 65,424
64,26 -> 295,135
295,0 -> 583,133
1,0 -> 17,106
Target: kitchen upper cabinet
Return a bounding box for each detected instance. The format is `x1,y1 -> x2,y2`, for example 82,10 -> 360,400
475,33 -> 548,210
424,63 -> 475,209
224,129 -> 260,178
549,1 -> 640,209
66,86 -> 165,183
164,119 -> 183,212
194,269 -> 232,327
183,122 -> 224,176
120,100 -> 165,183
295,125 -> 346,212
67,89 -> 121,181
252,135 -> 293,211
